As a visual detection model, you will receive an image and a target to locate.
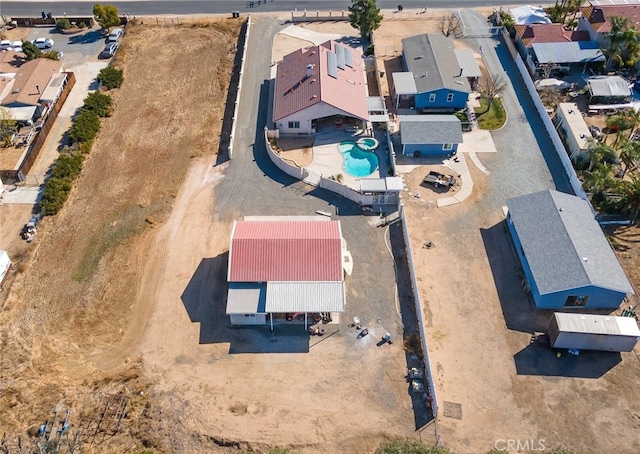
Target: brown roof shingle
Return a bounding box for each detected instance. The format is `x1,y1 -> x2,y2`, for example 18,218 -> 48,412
1,58 -> 62,107
273,41 -> 368,122
514,23 -> 590,48
580,4 -> 640,33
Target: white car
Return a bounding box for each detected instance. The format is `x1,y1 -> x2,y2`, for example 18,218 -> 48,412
32,38 -> 54,49
107,28 -> 124,43
0,40 -> 23,51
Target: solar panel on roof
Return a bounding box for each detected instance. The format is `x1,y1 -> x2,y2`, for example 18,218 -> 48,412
344,46 -> 353,68
327,51 -> 338,79
336,45 -> 345,69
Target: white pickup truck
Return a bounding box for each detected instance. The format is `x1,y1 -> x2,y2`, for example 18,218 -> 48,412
423,171 -> 456,188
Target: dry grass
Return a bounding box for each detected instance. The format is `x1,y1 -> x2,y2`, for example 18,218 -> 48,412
0,20 -> 241,452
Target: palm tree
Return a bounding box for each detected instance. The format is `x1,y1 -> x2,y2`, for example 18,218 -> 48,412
619,174 -> 640,221
625,108 -> 640,139
619,138 -> 640,175
584,142 -> 617,172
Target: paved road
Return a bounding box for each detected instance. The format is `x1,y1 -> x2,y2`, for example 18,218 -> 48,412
2,0 -> 536,17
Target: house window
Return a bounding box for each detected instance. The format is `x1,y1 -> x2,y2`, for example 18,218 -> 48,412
446,93 -> 454,102
429,93 -> 436,102
442,143 -> 453,151
565,295 -> 589,307
244,314 -> 256,317
288,121 -> 300,129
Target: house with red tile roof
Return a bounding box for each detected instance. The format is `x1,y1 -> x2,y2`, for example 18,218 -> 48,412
579,3 -> 640,45
513,23 -> 603,74
273,41 -> 368,134
226,217 -> 347,329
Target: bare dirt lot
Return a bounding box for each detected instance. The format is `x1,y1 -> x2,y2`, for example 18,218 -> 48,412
2,9 -> 640,454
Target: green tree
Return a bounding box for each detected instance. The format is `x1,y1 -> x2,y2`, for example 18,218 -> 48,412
0,106 -> 16,146
21,40 -> 41,60
97,66 -> 124,89
583,141 -> 618,172
348,0 -> 383,41
69,110 -> 100,144
619,174 -> 640,221
82,91 -> 112,117
40,177 -> 73,216
56,17 -> 71,31
93,3 -> 121,30
619,138 -> 640,175
375,440 -> 451,454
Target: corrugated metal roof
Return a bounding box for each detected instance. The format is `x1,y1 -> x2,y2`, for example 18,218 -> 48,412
399,115 -> 463,145
392,72 -> 417,95
507,190 -> 634,295
588,76 -> 631,97
229,220 -> 343,282
554,313 -> 640,336
265,281 -> 345,312
226,282 -> 266,314
273,41 -> 368,122
454,49 -> 482,78
532,42 -> 604,64
401,34 -> 470,94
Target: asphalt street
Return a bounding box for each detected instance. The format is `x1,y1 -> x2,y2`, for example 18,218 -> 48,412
2,0 -> 536,17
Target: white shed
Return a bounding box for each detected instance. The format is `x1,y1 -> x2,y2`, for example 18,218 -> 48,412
555,103 -> 593,159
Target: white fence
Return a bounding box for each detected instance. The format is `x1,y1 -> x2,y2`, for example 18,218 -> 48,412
228,15 -> 251,159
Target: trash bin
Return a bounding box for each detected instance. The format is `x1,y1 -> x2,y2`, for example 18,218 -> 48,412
232,11 -> 240,18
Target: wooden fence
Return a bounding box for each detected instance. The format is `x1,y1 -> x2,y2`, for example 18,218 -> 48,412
1,72 -> 76,181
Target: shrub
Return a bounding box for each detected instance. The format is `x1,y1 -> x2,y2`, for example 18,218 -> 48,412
40,177 -> 73,216
97,66 -> 124,90
21,40 -> 41,60
375,441 -> 452,454
41,50 -> 60,61
56,17 -> 71,31
51,152 -> 84,180
82,91 -> 112,117
69,110 -> 100,144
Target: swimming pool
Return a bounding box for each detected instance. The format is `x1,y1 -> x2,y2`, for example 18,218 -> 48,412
356,137 -> 380,151
338,141 -> 379,177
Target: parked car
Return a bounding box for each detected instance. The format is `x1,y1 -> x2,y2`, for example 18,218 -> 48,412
32,38 -> 54,49
0,40 -> 23,51
107,28 -> 124,43
99,43 -> 119,59
535,78 -> 571,91
423,171 -> 456,188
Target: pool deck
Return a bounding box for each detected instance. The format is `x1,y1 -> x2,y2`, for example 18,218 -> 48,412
307,129 -> 390,190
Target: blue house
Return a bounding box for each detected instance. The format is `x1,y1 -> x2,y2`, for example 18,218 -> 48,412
398,115 -> 463,156
394,34 -> 471,112
506,190 -> 634,310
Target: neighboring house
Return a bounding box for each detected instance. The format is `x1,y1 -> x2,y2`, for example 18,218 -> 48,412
0,58 -> 64,123
510,5 -> 552,25
587,75 -> 632,104
273,40 -> 368,134
579,3 -> 640,46
513,23 -> 603,74
506,190 -> 634,310
398,115 -> 463,156
554,103 -> 593,159
226,217 -> 347,329
395,34 -> 470,112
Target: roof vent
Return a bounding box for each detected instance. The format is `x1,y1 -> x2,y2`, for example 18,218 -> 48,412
559,207 -> 564,211
582,257 -> 589,263
311,78 -> 316,83
312,94 -> 317,98
415,55 -> 423,60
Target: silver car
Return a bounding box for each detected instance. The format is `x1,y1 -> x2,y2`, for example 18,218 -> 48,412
32,37 -> 54,49
99,42 -> 119,59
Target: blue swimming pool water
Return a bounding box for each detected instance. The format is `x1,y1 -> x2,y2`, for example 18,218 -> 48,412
338,141 -> 379,177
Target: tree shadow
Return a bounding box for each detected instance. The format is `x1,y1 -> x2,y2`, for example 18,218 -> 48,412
67,29 -> 104,45
180,255 -> 310,353
514,343 -> 621,377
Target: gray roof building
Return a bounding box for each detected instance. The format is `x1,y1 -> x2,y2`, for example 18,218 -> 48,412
399,115 -> 463,145
401,34 -> 470,93
506,190 -> 633,296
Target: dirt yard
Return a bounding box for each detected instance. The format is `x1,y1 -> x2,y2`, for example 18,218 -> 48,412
2,9 -> 640,454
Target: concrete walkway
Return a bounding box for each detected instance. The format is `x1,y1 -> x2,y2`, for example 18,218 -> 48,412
278,24 -> 343,46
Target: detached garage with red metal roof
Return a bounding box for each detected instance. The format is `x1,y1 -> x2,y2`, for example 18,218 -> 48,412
226,216 -> 347,329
